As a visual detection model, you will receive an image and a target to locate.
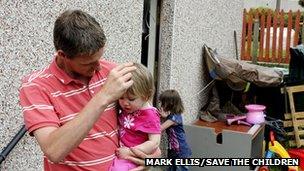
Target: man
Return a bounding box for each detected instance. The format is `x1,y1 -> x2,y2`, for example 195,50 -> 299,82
19,10 -> 153,171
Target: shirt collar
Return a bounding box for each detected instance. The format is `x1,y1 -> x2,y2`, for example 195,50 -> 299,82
49,57 -> 77,85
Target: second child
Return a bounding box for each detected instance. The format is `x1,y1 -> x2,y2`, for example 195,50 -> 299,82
159,89 -> 192,171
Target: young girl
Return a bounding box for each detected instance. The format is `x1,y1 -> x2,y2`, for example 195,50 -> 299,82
159,89 -> 192,171
110,63 -> 161,171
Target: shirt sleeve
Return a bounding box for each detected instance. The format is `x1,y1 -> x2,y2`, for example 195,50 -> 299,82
167,113 -> 183,124
135,109 -> 161,134
19,82 -> 59,135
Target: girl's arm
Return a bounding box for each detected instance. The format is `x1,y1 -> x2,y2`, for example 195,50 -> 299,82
134,134 -> 160,154
161,119 -> 176,131
116,134 -> 160,159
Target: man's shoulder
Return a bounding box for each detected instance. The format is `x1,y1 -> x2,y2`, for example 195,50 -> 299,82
21,66 -> 53,87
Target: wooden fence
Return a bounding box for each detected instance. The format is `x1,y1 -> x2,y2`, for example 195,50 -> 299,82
241,9 -> 304,65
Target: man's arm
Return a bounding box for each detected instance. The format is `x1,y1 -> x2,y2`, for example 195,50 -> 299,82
32,63 -> 136,163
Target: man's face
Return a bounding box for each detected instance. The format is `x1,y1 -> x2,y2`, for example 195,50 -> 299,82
65,48 -> 104,78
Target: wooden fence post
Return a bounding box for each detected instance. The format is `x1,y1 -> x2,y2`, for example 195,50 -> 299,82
294,10 -> 301,46
247,14 -> 253,61
252,19 -> 259,64
259,13 -> 265,62
241,9 -> 247,60
285,10 -> 293,64
265,10 -> 272,62
278,10 -> 284,63
272,10 -> 279,62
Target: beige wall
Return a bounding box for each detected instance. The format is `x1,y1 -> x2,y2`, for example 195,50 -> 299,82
244,0 -> 304,11
158,0 -> 243,124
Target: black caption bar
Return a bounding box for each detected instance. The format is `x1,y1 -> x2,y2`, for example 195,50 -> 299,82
145,158 -> 299,167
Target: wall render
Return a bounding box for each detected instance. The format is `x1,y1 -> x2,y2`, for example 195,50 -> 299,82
158,0 -> 243,124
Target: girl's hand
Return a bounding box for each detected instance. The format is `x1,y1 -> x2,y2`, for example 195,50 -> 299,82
116,146 -> 133,159
159,107 -> 169,118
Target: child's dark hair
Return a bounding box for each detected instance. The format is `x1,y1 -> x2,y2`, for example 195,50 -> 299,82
159,89 -> 184,114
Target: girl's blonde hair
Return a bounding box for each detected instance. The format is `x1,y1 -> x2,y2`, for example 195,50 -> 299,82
159,89 -> 184,114
126,63 -> 155,101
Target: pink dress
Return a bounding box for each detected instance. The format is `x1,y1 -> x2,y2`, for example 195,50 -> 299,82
110,107 -> 161,171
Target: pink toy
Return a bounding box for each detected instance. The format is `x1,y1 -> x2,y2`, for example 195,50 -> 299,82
226,115 -> 252,126
245,104 -> 266,124
226,115 -> 246,125
237,120 -> 252,126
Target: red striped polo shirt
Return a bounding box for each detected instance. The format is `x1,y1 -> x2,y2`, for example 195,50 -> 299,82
19,58 -> 119,171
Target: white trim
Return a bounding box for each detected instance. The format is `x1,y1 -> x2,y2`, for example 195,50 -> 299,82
20,82 -> 40,89
88,78 -> 107,89
39,73 -> 53,78
51,78 -> 106,98
47,154 -> 116,166
51,85 -> 87,97
84,129 -> 118,140
22,104 -> 54,112
59,103 -> 116,123
28,67 -> 48,82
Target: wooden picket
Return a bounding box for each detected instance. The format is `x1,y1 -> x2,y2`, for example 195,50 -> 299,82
258,14 -> 265,62
272,10 -> 278,62
278,10 -> 284,63
241,9 -> 303,65
241,9 -> 247,60
265,10 -> 271,62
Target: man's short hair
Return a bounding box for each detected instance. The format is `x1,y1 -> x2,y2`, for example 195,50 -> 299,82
53,10 -> 107,59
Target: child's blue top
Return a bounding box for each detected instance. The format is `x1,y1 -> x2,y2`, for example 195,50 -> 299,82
166,113 -> 192,158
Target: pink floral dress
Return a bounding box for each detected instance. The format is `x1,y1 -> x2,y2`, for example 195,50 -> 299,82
110,107 -> 161,171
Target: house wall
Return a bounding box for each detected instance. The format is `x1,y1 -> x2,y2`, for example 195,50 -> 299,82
244,0 -> 304,11
158,0 -> 243,124
0,1 -> 143,170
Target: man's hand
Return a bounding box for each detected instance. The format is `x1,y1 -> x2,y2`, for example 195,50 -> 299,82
99,62 -> 136,104
126,147 -> 161,171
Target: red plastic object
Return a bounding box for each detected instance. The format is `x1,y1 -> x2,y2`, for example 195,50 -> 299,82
258,166 -> 269,171
288,148 -> 304,170
270,131 -> 275,146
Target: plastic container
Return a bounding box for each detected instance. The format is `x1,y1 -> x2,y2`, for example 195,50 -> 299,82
245,104 -> 266,124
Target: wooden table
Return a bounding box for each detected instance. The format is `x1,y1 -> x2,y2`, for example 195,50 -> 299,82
192,119 -> 264,139
192,119 -> 251,134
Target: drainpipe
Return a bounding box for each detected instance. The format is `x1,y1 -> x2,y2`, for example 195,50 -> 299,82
147,0 -> 158,78
141,0 -> 159,78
